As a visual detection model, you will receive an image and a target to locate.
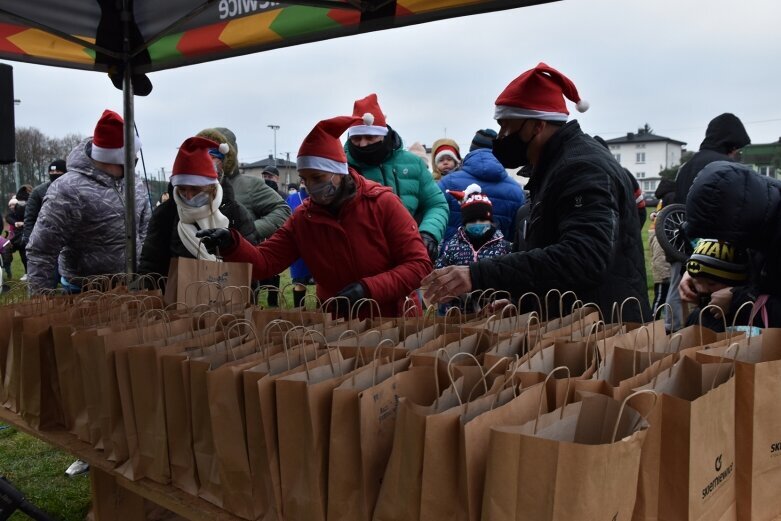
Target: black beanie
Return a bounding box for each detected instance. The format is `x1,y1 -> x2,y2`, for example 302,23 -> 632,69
686,238 -> 748,285
470,129 -> 498,152
49,159 -> 66,176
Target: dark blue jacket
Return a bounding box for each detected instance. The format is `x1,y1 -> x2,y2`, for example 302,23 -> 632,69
438,149 -> 525,242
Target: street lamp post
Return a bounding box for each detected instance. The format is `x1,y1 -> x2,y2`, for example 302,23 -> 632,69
268,125 -> 279,167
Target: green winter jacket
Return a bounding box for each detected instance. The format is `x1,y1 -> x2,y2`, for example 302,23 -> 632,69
346,130 -> 449,242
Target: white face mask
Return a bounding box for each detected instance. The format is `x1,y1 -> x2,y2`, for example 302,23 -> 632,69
180,192 -> 210,208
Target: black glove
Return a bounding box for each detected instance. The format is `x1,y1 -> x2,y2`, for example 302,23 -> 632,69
335,282 -> 366,317
195,228 -> 234,255
420,231 -> 439,262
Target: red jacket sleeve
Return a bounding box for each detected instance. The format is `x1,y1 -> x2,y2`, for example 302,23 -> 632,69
360,193 -> 433,304
222,220 -> 300,281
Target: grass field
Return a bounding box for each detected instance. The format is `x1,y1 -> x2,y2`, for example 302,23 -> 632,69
0,220 -> 657,519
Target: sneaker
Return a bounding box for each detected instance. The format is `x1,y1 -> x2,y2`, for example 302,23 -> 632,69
19,274 -> 28,282
65,459 -> 89,477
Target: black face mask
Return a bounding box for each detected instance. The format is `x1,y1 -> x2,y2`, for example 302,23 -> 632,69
348,136 -> 392,166
492,131 -> 530,169
265,179 -> 279,192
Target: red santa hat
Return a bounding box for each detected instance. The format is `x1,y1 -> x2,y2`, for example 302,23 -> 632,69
170,136 -> 220,186
297,116 -> 361,175
434,144 -> 461,164
347,93 -> 389,137
90,109 -> 142,164
494,62 -> 589,122
447,183 -> 493,224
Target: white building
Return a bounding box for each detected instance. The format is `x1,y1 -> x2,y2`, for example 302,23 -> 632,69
605,129 -> 686,195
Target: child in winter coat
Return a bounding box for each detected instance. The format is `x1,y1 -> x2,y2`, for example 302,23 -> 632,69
435,184 -> 511,311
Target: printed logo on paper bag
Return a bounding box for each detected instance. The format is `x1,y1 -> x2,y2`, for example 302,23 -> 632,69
612,513 -> 618,521
701,453 -> 733,501
207,271 -> 229,287
770,441 -> 781,456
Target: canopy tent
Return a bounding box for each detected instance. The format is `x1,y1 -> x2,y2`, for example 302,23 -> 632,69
0,0 -> 558,274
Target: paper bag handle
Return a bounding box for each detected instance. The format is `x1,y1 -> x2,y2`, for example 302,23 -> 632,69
699,304 -> 728,338
533,366 -> 571,434
262,319 -> 295,346
612,389 -> 658,443
352,297 -> 383,325
584,320 -> 606,379
446,351 -> 486,406
518,292 -> 543,324
522,312 -> 543,369
709,342 -> 741,391
630,326 -> 653,377
337,329 -> 364,365
371,338 -> 399,386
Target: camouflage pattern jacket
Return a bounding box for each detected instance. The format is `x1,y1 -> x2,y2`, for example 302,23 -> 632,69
26,139 -> 151,291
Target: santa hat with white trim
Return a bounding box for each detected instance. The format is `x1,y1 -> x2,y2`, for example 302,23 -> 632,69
347,94 -> 389,137
170,136 -> 221,187
297,116 -> 360,175
494,62 -> 589,122
434,144 -> 461,164
90,109 -> 142,164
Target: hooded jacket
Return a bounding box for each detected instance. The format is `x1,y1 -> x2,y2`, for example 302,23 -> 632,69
437,148 -> 526,242
430,138 -> 461,180
346,128 -> 450,242
685,161 -> 781,326
26,138 -> 151,291
222,171 -> 432,317
197,127 -> 290,240
469,121 -> 651,322
138,180 -> 260,279
674,113 -> 750,203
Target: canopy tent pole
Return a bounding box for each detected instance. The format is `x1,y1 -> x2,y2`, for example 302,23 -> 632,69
123,65 -> 137,276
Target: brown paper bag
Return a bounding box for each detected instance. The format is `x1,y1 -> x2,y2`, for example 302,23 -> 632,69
19,313 -> 68,429
275,353 -> 356,521
696,330 -> 781,521
633,355 -> 736,521
165,256 -> 252,307
482,392 -> 652,521
327,357 -> 410,521
372,376 -> 465,521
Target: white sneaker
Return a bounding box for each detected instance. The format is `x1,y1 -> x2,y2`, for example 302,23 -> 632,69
65,459 -> 89,477
20,274 -> 28,282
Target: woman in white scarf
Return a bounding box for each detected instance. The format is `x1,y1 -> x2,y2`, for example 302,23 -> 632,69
169,137 -> 231,261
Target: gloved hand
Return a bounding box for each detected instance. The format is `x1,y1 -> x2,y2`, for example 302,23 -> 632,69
335,281 -> 367,317
420,231 -> 439,262
195,228 -> 234,255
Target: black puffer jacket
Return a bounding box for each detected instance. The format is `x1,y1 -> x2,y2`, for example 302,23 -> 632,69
139,180 -> 260,278
22,181 -> 51,245
674,113 -> 750,203
686,161 -> 781,291
470,121 -> 651,322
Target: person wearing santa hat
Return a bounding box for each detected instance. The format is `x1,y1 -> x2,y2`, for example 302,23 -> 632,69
345,94 -> 449,263
138,137 -> 260,282
26,109 -> 151,292
423,63 -> 650,322
196,115 -> 432,318
434,184 -> 511,312
430,139 -> 461,180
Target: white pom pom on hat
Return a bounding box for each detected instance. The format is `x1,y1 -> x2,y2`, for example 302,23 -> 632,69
218,142 -> 230,154
576,99 -> 590,113
363,112 -> 375,126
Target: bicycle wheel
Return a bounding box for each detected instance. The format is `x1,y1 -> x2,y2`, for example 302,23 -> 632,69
654,203 -> 690,263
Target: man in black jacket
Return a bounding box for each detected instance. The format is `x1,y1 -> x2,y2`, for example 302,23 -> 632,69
423,63 -> 650,322
23,159 -> 66,246
664,113 -> 750,330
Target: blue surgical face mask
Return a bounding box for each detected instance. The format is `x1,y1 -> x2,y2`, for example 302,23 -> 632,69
465,223 -> 491,238
306,175 -> 339,205
181,192 -> 210,208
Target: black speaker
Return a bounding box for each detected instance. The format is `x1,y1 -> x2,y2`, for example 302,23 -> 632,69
0,63 -> 15,165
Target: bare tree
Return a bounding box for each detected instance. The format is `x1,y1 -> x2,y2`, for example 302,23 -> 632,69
49,133 -> 85,163
14,127 -> 50,186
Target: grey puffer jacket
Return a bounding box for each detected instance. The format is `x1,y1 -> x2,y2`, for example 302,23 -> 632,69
26,139 -> 151,291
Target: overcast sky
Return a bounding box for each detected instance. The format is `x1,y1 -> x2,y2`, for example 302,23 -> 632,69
4,0 -> 781,178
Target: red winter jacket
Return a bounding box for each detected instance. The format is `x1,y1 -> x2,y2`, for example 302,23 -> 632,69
223,171 -> 432,317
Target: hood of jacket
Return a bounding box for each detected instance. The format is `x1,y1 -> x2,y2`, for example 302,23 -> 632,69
700,113 -> 751,154
197,127 -> 239,178
431,138 -> 461,179
654,178 -> 676,199
685,161 -> 781,249
459,148 -> 508,183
